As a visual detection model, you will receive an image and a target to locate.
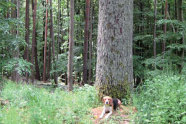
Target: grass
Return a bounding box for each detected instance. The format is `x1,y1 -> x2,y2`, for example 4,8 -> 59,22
0,80 -> 99,124
1,73 -> 185,124
133,74 -> 186,124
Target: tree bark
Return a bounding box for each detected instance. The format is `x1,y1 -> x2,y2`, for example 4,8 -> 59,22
24,0 -> 30,82
31,0 -> 37,82
88,0 -> 93,84
153,0 -> 157,69
50,0 -> 58,84
43,0 -> 48,82
34,30 -> 40,80
177,0 -> 184,72
67,0 -> 74,91
83,0 -> 90,84
163,0 -> 168,54
57,0 -> 61,59
96,0 -> 134,100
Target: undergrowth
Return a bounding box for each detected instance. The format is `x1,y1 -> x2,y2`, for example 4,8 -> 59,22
133,74 -> 186,124
0,81 -> 99,124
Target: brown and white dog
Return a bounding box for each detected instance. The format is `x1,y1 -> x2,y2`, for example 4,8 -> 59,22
99,96 -> 121,119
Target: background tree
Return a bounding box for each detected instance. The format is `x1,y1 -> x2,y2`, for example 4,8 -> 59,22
24,0 -> 30,82
43,0 -> 48,82
50,0 -> 57,84
83,0 -> 90,84
95,0 -> 134,99
67,0 -> 74,91
31,0 -> 37,82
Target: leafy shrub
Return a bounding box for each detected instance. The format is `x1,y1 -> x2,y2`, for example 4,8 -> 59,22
133,74 -> 186,124
0,81 -> 99,124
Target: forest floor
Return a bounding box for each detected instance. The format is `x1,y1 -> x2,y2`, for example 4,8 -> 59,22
91,106 -> 137,124
0,80 -> 138,124
36,81 -> 138,124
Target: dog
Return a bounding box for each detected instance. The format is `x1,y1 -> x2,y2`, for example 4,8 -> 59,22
99,96 -> 121,119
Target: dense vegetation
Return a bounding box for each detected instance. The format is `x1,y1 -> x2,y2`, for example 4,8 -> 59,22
133,73 -> 186,123
0,0 -> 185,84
0,80 -> 99,124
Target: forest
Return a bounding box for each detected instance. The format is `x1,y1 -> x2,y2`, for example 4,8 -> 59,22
0,0 -> 185,123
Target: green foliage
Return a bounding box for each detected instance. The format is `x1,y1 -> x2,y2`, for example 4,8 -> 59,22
133,74 -> 186,124
0,80 -> 99,124
2,58 -> 32,76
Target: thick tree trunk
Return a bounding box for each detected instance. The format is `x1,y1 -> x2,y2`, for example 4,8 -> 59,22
67,0 -> 74,91
83,0 -> 90,84
96,0 -> 134,100
31,0 -> 37,82
50,0 -> 58,84
43,0 -> 48,82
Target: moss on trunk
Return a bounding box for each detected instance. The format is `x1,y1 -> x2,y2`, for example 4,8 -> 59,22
96,80 -> 131,100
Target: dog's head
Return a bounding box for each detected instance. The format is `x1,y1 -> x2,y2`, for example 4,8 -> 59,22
102,96 -> 113,106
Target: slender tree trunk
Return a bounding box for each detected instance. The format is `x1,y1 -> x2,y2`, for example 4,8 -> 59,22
14,0 -> 21,82
57,0 -> 61,59
88,0 -> 93,84
83,0 -> 90,84
96,0 -> 134,99
43,0 -> 48,82
163,0 -> 168,53
177,0 -> 184,72
31,0 -> 37,82
153,0 -> 157,69
50,0 -> 57,84
47,42 -> 51,79
34,30 -> 40,80
24,0 -> 30,82
67,0 -> 74,91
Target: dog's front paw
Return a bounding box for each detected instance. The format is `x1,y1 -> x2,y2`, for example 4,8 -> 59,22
99,116 -> 103,119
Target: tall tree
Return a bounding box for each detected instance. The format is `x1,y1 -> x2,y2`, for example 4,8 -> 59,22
50,0 -> 57,84
96,0 -> 134,99
31,0 -> 37,82
177,0 -> 184,71
67,0 -> 74,91
163,0 -> 168,54
57,0 -> 61,59
88,0 -> 93,84
43,0 -> 48,82
153,0 -> 157,69
24,0 -> 30,82
11,0 -> 20,82
83,0 -> 90,84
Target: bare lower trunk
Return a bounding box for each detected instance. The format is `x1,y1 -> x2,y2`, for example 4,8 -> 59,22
24,0 -> 30,82
31,0 -> 37,82
83,0 -> 90,84
50,0 -> 57,84
67,0 -> 74,91
43,0 -> 48,82
163,0 -> 168,54
12,0 -> 21,82
153,0 -> 157,69
96,0 -> 134,100
88,0 -> 93,84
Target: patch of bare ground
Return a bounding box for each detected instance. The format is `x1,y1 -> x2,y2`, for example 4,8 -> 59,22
91,105 -> 137,124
